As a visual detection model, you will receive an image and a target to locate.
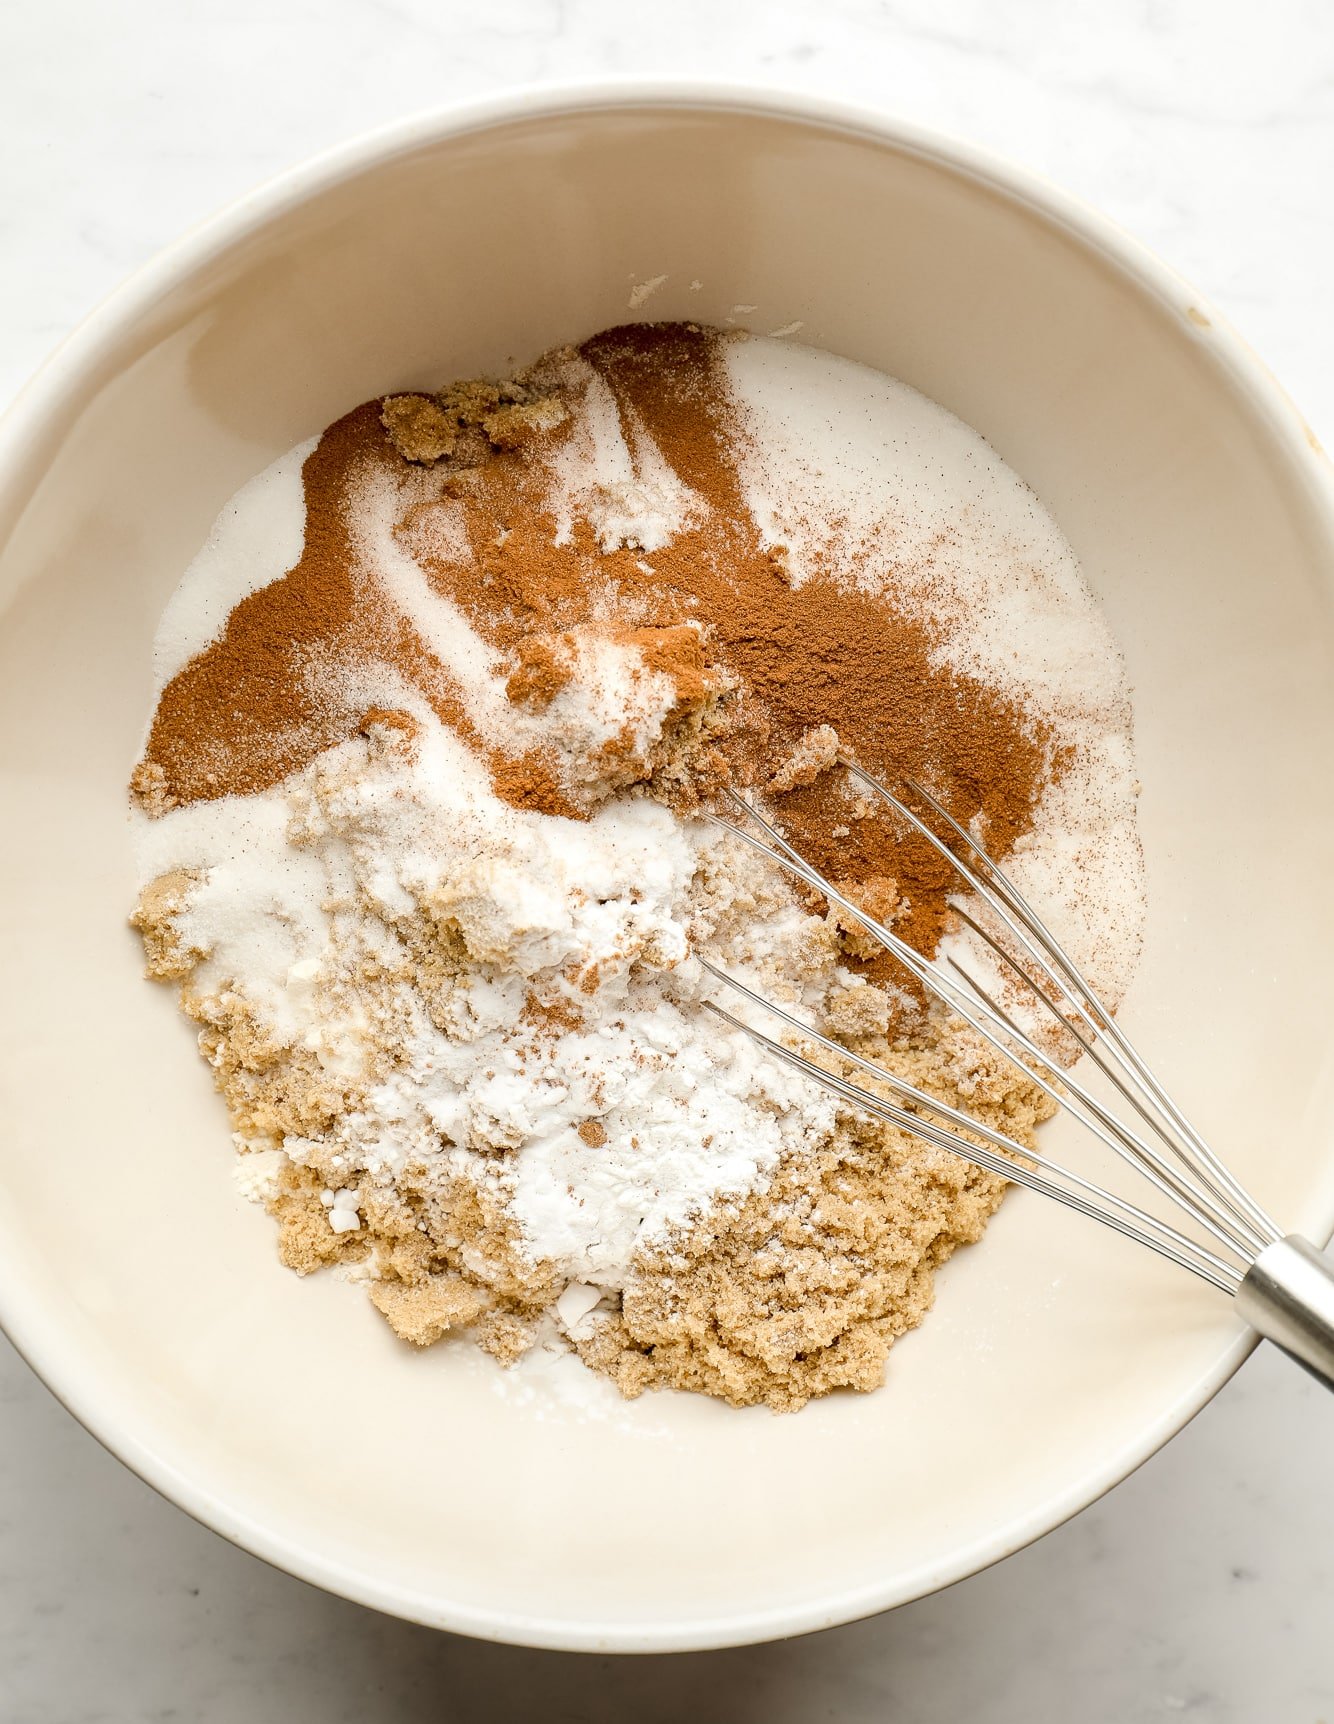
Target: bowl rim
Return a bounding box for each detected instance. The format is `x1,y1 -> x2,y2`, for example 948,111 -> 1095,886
2,77 -> 1333,1653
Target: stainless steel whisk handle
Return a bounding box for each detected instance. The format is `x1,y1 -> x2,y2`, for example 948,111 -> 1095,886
1236,1236 -> 1334,1391
712,778 -> 1334,1401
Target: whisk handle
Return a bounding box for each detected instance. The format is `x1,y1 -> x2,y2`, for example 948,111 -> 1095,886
1236,1236 -> 1334,1392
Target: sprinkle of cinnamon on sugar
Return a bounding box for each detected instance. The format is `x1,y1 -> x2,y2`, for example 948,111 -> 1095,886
125,320 -> 1124,1413
136,323 -> 1049,977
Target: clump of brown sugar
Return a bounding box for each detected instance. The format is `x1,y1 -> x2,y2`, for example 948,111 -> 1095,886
768,723 -> 840,794
381,377 -> 568,465
380,395 -> 460,464
128,758 -> 176,818
827,874 -> 904,959
130,868 -> 205,977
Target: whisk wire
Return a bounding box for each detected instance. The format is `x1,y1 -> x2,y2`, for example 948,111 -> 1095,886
701,766 -> 1334,1392
702,997 -> 1242,1292
711,792 -> 1260,1264
698,967 -> 1244,1288
944,946 -> 1263,1261
878,769 -> 1282,1247
948,903 -> 1271,1256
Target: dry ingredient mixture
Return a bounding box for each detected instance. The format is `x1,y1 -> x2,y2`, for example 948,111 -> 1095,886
129,322 -> 1144,1411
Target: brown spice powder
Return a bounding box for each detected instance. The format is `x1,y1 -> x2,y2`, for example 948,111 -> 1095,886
137,322 -> 1049,976
129,320 -> 1096,1411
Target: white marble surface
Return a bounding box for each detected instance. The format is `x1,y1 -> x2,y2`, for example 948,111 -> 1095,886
2,1 -> 1334,1717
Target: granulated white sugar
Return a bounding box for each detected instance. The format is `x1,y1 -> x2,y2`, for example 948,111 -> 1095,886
129,322 -> 1144,1410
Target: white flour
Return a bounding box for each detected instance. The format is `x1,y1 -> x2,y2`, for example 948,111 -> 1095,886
133,332 -> 1145,1301
137,696 -> 837,1285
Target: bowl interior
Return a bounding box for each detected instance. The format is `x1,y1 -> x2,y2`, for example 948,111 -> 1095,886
3,97 -> 1334,1650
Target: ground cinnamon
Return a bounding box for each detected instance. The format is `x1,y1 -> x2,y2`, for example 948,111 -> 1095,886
128,321 -> 1141,1410
136,322 -> 1049,974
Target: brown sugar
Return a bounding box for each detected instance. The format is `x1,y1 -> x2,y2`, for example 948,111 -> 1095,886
127,320 -> 1101,1412
768,724 -> 841,794
136,322 -> 1049,981
577,1012 -> 1056,1411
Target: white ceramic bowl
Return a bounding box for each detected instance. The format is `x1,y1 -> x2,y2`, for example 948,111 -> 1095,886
3,85 -> 1334,1653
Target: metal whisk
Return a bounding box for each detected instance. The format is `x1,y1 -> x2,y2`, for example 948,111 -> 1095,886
702,763 -> 1334,1390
